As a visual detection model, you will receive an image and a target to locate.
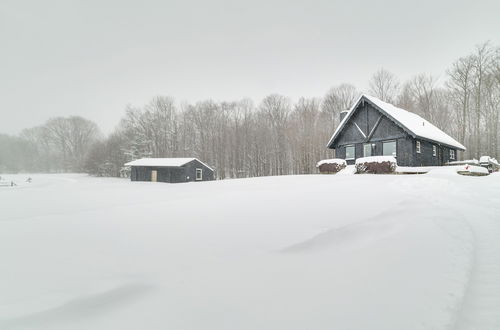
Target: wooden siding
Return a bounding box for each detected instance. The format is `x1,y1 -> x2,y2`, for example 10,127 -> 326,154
130,159 -> 214,183
414,140 -> 457,166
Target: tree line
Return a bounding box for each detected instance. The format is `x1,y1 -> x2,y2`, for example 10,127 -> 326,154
1,42 -> 498,178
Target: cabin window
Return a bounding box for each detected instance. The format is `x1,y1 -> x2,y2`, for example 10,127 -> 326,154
416,141 -> 421,153
382,141 -> 397,157
363,144 -> 372,157
196,168 -> 203,180
345,145 -> 355,160
450,149 -> 455,160
432,145 -> 437,157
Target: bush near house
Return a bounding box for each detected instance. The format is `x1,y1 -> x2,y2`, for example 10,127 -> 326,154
355,156 -> 397,174
316,159 -> 347,174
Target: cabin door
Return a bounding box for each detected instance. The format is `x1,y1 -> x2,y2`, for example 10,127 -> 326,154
151,170 -> 157,182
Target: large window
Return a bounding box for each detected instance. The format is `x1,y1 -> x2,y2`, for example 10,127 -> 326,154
416,141 -> 421,153
196,168 -> 203,180
363,144 -> 372,157
432,145 -> 437,157
345,145 -> 355,160
383,141 -> 397,157
450,149 -> 455,160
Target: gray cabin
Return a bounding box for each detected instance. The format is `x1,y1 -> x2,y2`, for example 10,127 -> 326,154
125,158 -> 214,183
327,95 -> 466,166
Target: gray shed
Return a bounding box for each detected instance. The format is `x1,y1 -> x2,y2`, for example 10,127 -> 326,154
125,158 -> 215,183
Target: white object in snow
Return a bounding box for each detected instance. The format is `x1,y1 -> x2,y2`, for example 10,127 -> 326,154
479,156 -> 499,166
479,156 -> 490,164
457,164 -> 489,176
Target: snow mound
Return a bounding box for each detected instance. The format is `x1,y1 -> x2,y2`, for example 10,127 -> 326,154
337,165 -> 356,175
355,156 -> 396,164
457,165 -> 489,176
316,158 -> 346,167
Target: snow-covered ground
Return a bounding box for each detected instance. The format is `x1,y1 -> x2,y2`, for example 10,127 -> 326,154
0,171 -> 499,330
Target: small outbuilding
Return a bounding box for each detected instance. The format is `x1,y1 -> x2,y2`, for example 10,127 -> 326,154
124,158 -> 215,183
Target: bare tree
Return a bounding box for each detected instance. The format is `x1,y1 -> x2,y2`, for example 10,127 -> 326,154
470,42 -> 497,157
290,98 -> 322,173
406,73 -> 438,121
322,84 -> 359,129
44,116 -> 101,171
447,55 -> 475,156
368,69 -> 400,103
260,94 -> 291,175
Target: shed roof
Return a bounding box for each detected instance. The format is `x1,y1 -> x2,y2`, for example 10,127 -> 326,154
327,94 -> 466,150
124,158 -> 214,171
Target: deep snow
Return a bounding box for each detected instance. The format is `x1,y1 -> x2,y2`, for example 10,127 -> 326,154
0,171 -> 499,330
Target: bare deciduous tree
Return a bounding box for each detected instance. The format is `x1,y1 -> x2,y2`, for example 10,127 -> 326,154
368,69 -> 400,103
322,84 -> 359,129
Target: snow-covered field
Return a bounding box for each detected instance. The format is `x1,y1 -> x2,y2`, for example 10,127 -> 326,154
0,171 -> 499,330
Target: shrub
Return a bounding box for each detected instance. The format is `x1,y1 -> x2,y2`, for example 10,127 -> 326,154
316,159 -> 347,174
355,156 -> 397,174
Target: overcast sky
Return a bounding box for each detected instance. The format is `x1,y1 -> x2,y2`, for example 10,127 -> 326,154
1,0 -> 499,135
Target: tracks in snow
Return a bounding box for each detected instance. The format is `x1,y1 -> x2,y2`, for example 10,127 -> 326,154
453,210 -> 500,330
409,176 -> 500,330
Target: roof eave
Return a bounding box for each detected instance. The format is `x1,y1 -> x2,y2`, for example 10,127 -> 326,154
415,136 -> 466,151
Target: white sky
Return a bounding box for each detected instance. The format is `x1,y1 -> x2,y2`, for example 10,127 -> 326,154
1,0 -> 499,135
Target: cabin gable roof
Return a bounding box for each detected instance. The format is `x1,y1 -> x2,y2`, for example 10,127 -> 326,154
327,94 -> 466,150
124,158 -> 214,171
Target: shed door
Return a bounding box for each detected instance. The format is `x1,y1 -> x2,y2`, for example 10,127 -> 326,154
151,170 -> 157,182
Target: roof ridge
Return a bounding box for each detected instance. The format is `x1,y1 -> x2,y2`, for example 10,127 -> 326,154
124,157 -> 214,171
327,94 -> 466,150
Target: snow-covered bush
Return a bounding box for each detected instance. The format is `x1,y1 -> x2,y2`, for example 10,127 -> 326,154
316,159 -> 347,174
355,156 -> 397,174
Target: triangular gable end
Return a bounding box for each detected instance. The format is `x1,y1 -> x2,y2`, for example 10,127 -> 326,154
326,95 -> 415,148
184,158 -> 215,172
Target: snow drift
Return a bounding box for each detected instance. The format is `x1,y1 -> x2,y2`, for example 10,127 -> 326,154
0,171 -> 499,330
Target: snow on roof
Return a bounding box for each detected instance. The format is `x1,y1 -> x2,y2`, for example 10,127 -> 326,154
316,159 -> 346,167
124,158 -> 214,171
327,94 -> 466,150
